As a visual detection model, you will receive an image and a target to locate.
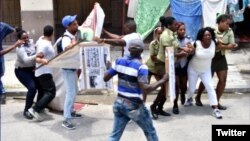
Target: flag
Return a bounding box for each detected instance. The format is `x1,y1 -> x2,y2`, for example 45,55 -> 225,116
81,2 -> 105,37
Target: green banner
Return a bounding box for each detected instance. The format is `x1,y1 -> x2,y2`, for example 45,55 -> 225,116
135,0 -> 170,40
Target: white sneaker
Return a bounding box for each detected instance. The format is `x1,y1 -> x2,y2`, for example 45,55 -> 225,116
184,98 -> 193,107
28,108 -> 43,121
213,109 -> 222,119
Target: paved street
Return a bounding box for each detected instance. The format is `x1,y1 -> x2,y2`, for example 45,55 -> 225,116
1,94 -> 250,141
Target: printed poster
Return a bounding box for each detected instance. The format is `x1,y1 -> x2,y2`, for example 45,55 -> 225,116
81,44 -> 112,90
165,47 -> 176,102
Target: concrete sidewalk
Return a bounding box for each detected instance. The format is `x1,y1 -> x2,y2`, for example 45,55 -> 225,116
2,45 -> 250,94
1,94 -> 250,141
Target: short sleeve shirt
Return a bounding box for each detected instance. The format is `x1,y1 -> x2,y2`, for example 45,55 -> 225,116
176,35 -> 192,68
146,39 -> 160,73
122,32 -> 142,56
215,27 -> 235,55
157,28 -> 179,62
35,36 -> 56,77
107,56 -> 148,100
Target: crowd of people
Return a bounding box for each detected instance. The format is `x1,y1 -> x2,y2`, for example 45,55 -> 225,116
0,12 -> 237,140
0,15 -> 82,130
96,13 -> 237,140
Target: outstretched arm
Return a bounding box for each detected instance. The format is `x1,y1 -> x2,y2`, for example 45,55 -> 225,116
94,37 -> 126,47
103,72 -> 113,82
103,63 -> 117,82
0,40 -> 24,56
103,29 -> 123,39
139,74 -> 169,94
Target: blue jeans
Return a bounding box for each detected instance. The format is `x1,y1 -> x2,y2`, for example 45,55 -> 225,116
108,97 -> 158,141
62,69 -> 78,120
0,56 -> 5,95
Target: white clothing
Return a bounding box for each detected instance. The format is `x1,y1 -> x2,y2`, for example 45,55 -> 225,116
187,65 -> 218,106
228,0 -> 238,5
189,40 -> 215,72
122,32 -> 143,57
61,30 -> 76,50
202,0 -> 227,27
15,39 -> 36,68
127,0 -> 139,18
35,36 -> 56,77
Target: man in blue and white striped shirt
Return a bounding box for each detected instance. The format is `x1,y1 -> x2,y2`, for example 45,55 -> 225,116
104,39 -> 168,141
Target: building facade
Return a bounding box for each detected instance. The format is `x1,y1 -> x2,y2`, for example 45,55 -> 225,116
1,0 -> 125,44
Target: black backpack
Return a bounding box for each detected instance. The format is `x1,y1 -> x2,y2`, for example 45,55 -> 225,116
56,34 -> 72,54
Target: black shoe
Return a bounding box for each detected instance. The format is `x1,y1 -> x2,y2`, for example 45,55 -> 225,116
23,111 -> 33,120
150,105 -> 158,120
71,111 -> 82,118
62,120 -> 76,130
158,109 -> 171,116
195,97 -> 203,106
1,94 -> 6,105
180,94 -> 186,105
172,107 -> 179,115
218,104 -> 227,110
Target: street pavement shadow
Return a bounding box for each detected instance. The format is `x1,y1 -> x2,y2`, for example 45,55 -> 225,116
13,111 -> 55,122
152,104 -> 214,123
49,115 -> 104,141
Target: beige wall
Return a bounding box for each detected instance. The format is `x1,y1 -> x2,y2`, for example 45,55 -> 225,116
20,0 -> 54,42
20,0 -> 53,11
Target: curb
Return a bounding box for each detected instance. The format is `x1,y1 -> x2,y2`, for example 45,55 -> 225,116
5,88 -> 250,97
240,70 -> 250,74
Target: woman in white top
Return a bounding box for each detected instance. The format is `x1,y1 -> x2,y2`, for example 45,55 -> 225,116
184,27 -> 222,119
14,30 -> 43,120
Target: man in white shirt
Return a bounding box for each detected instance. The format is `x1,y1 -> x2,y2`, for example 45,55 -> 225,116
28,25 -> 56,121
94,19 -> 143,57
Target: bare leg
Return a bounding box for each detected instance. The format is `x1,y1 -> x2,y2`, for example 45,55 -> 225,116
215,70 -> 227,109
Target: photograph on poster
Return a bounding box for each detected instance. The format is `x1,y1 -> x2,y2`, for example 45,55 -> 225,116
82,45 -> 112,90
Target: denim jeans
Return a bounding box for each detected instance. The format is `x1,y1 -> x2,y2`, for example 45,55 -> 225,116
0,56 -> 5,95
15,68 -> 43,112
0,77 -> 5,95
62,69 -> 78,120
108,97 -> 158,141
